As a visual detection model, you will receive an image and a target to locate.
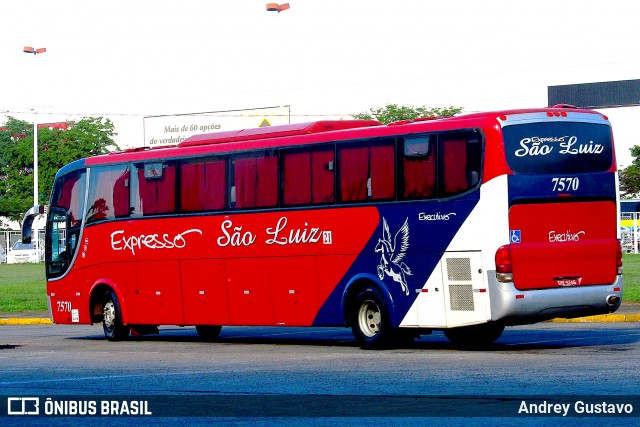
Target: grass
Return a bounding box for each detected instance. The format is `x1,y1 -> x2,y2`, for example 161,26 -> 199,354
0,256 -> 639,313
0,263 -> 47,312
622,254 -> 640,303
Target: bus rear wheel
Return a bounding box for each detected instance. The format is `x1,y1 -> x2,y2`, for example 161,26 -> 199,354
103,290 -> 130,341
196,325 -> 222,342
351,288 -> 394,349
443,323 -> 504,348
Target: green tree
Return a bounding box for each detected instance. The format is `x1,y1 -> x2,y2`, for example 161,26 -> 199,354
353,103 -> 463,124
620,145 -> 640,199
0,116 -> 119,223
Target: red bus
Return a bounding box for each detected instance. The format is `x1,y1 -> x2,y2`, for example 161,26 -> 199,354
22,107 -> 623,348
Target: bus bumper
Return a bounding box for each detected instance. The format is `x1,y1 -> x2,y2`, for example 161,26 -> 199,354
488,273 -> 623,325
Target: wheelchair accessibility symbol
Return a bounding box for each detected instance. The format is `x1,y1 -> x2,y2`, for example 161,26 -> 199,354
510,230 -> 521,243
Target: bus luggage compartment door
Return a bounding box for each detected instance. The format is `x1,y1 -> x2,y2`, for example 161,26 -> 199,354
414,252 -> 489,328
441,252 -> 490,328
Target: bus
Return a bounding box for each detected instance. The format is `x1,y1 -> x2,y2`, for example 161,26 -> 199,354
22,106 -> 623,349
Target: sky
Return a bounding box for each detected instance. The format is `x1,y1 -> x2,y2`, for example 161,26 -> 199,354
1,0 -> 640,164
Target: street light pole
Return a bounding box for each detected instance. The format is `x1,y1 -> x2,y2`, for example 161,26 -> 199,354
23,46 -> 46,253
22,46 -> 46,206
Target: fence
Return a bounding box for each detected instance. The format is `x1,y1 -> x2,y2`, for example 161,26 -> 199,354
621,212 -> 640,254
0,229 -> 45,264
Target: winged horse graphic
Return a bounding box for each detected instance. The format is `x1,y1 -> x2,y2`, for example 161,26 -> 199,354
375,217 -> 412,296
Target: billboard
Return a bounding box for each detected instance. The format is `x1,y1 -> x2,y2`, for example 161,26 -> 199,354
143,106 -> 290,147
548,80 -> 640,109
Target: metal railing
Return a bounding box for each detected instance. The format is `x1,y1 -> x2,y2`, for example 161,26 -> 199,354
621,212 -> 640,254
0,229 -> 45,264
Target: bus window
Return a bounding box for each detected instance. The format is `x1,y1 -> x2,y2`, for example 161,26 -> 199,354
403,135 -> 436,199
441,132 -> 482,197
282,148 -> 335,206
86,165 -> 130,223
135,162 -> 176,216
51,170 -> 86,228
283,151 -> 312,205
232,152 -> 278,209
180,157 -> 226,211
339,141 -> 395,202
442,138 -> 469,195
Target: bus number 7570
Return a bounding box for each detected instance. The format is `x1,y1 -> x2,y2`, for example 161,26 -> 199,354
551,177 -> 579,192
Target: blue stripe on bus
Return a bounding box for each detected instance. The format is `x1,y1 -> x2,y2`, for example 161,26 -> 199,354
312,192 -> 481,327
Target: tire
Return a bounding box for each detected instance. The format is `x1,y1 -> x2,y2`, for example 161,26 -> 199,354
351,288 -> 394,349
196,325 -> 222,342
443,323 -> 504,348
102,290 -> 130,341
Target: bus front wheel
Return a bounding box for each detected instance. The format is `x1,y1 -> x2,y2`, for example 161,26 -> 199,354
351,288 -> 393,349
103,290 -> 130,341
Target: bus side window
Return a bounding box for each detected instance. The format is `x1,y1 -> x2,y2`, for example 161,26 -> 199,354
369,143 -> 395,200
339,141 -> 394,203
339,146 -> 368,202
180,157 -> 226,211
135,162 -> 176,216
232,152 -> 278,209
283,148 -> 335,206
86,166 -> 130,223
283,151 -> 312,205
311,149 -> 335,204
441,133 -> 482,197
403,135 -> 436,199
441,138 -> 469,195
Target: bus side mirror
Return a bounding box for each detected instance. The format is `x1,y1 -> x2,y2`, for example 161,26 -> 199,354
21,205 -> 47,244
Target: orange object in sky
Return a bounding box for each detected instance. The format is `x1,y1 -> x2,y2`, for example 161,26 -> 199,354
266,3 -> 289,12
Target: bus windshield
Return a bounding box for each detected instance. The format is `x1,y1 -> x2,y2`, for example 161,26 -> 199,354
502,121 -> 613,174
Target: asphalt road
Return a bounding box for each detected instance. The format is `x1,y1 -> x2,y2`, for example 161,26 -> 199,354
0,323 -> 639,426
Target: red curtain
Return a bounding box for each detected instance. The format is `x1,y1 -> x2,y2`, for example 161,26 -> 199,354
113,170 -> 130,217
442,139 -> 468,194
340,147 -> 368,201
283,152 -> 311,205
138,164 -> 176,215
256,156 -> 278,207
234,158 -> 256,208
311,150 -> 334,204
403,154 -> 435,198
370,144 -> 395,199
181,159 -> 226,211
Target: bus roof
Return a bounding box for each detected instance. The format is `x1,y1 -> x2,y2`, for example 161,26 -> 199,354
179,120 -> 382,147
83,107 -> 607,166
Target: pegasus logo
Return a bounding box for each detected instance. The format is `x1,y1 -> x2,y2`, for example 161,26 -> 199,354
375,217 -> 412,296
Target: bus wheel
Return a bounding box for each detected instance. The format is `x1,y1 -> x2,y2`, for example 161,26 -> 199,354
443,323 -> 504,348
102,291 -> 130,341
196,325 -> 222,342
351,288 -> 392,349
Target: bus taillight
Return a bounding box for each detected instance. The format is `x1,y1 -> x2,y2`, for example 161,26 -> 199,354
495,245 -> 513,282
617,239 -> 623,275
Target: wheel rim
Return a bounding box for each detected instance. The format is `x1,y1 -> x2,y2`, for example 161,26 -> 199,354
103,300 -> 116,330
358,299 -> 381,338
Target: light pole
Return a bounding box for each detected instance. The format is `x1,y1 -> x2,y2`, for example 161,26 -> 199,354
23,46 -> 46,254
23,46 -> 46,207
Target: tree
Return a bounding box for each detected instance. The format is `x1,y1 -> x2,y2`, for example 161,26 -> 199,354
620,145 -> 640,199
0,116 -> 119,223
353,103 -> 463,124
